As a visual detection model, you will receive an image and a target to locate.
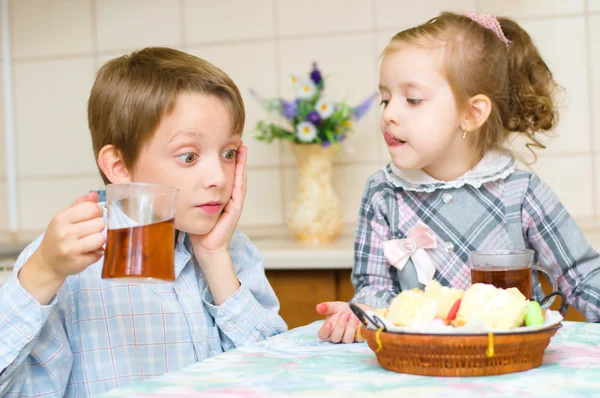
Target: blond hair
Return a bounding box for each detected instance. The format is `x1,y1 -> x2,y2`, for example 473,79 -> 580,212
88,47 -> 245,184
383,12 -> 558,160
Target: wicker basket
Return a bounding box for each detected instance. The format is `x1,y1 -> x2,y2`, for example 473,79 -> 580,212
361,324 -> 561,377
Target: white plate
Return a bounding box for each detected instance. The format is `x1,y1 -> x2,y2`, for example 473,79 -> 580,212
362,309 -> 563,335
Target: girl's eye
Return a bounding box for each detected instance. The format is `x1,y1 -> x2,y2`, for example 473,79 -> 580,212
177,153 -> 197,164
222,149 -> 237,160
407,99 -> 422,106
380,100 -> 389,107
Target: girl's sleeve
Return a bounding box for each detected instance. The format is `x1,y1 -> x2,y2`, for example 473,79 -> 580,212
523,174 -> 600,321
351,176 -> 401,309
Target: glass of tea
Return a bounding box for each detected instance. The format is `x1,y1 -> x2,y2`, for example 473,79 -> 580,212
101,182 -> 178,282
469,249 -> 559,309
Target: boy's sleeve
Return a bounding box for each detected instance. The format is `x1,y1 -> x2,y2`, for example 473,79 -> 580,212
0,237 -> 74,396
350,177 -> 400,309
201,231 -> 288,350
523,174 -> 600,321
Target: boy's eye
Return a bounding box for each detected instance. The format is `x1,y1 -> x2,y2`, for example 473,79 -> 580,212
177,153 -> 197,164
407,99 -> 422,106
222,149 -> 237,160
379,100 -> 389,107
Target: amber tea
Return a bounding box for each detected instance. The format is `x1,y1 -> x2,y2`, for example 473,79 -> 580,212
101,182 -> 178,283
470,266 -> 532,299
102,218 -> 175,281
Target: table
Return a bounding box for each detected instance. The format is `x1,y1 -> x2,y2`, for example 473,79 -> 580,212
100,321 -> 600,397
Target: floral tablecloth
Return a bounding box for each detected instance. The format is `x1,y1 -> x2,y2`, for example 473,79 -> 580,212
101,321 -> 600,398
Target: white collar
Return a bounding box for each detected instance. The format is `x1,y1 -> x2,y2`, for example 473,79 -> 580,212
384,150 -> 516,192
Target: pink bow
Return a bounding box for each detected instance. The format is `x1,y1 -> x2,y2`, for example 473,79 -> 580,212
383,221 -> 437,285
465,10 -> 511,48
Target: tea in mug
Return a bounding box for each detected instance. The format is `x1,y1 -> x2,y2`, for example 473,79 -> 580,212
102,218 -> 175,282
470,266 -> 532,299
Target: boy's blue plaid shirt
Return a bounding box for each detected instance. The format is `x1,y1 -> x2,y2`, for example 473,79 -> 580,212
0,197 -> 287,397
351,152 -> 600,322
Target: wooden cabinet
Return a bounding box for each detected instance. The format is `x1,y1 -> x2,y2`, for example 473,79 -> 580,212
266,269 -> 585,329
265,269 -> 354,329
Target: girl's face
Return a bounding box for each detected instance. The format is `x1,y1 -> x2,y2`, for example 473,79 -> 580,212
379,43 -> 478,180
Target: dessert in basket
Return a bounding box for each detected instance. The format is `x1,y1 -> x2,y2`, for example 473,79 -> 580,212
351,281 -> 566,376
355,281 -> 563,335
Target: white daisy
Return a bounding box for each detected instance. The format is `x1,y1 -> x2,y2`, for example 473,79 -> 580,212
287,71 -> 301,87
296,121 -> 317,142
297,80 -> 317,99
315,98 -> 335,119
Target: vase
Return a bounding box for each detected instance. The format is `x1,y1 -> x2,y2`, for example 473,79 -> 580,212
288,143 -> 343,244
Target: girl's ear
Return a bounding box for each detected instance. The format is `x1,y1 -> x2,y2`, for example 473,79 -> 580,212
462,94 -> 492,132
97,145 -> 133,184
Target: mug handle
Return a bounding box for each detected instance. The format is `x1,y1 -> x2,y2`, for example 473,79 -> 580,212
533,264 -> 567,313
539,291 -> 569,316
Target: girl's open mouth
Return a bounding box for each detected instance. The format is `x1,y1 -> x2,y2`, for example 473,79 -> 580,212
384,132 -> 406,146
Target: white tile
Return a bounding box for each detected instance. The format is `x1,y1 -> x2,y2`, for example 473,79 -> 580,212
278,33 -> 379,165
595,154 -> 600,218
96,0 -> 182,52
283,163 -> 380,225
516,154 -> 595,219
238,169 -> 283,226
183,0 -> 275,44
591,16 -> 600,152
14,58 -> 98,177
0,181 -> 7,232
187,41 -> 281,167
0,64 -> 4,178
11,0 -> 93,59
277,0 -> 372,36
375,0 -> 476,30
507,18 -> 590,155
591,0 -> 600,12
479,0 -> 584,18
18,175 -> 102,231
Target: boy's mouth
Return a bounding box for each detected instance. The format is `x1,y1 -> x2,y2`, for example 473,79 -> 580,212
384,132 -> 406,146
196,201 -> 223,214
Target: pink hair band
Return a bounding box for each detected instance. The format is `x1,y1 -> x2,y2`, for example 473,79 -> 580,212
465,10 -> 511,48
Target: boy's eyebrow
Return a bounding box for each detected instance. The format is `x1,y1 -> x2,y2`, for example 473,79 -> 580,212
167,130 -> 204,143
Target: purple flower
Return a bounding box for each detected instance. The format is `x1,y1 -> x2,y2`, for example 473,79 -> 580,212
353,92 -> 379,120
322,140 -> 332,148
310,62 -> 323,86
334,133 -> 345,142
279,99 -> 297,119
306,111 -> 322,125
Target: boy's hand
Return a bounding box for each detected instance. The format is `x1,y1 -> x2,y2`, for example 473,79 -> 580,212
19,192 -> 106,304
37,191 -> 106,280
191,142 -> 248,258
316,301 -> 366,344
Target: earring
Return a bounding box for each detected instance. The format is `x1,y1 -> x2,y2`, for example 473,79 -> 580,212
462,129 -> 468,139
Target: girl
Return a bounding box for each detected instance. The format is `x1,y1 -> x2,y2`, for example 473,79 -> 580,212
317,11 -> 600,344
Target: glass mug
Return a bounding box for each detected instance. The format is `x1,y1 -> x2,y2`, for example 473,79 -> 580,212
468,249 -> 566,311
101,183 -> 178,282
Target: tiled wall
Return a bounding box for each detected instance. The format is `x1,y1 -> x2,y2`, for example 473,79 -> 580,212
1,0 -> 599,238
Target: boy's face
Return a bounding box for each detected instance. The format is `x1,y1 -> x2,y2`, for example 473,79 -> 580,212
129,93 -> 241,235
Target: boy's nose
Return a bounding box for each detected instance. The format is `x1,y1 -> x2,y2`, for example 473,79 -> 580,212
201,158 -> 227,188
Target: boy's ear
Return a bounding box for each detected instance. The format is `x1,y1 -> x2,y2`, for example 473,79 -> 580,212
97,145 -> 133,184
462,94 -> 492,132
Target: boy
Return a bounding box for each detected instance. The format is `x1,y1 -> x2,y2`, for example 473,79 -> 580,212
0,47 -> 287,397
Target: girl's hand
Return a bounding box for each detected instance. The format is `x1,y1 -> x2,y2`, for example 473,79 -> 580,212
316,301 -> 365,344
